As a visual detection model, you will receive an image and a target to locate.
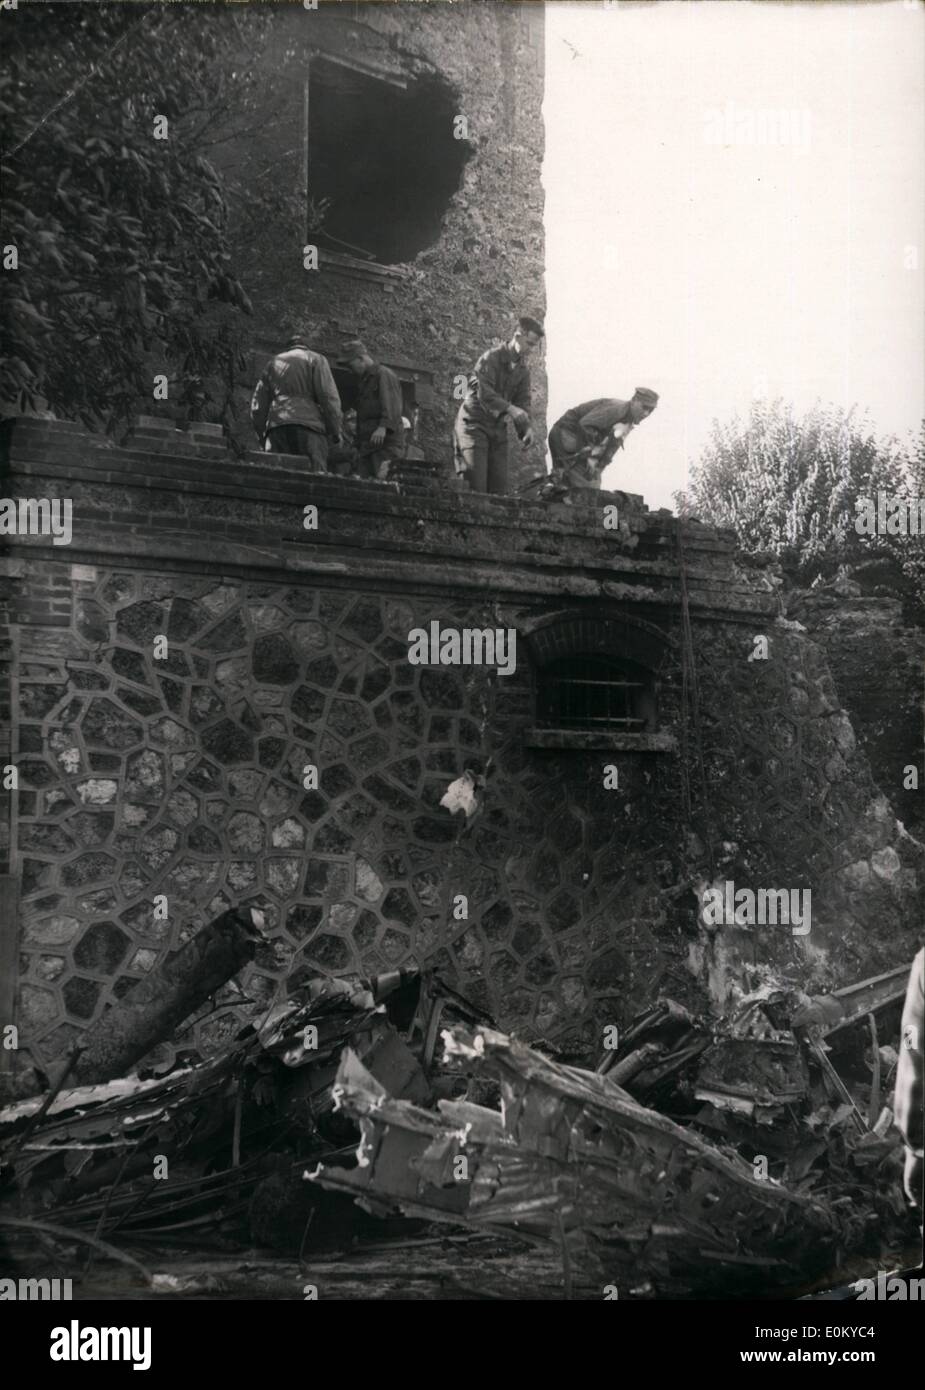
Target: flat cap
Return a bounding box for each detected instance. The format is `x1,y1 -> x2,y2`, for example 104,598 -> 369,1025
337,339 -> 369,364
634,387 -> 659,405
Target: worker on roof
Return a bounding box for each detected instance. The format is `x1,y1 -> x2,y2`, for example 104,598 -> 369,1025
337,340 -> 405,482
453,315 -> 544,495
546,387 -> 659,494
250,332 -> 343,469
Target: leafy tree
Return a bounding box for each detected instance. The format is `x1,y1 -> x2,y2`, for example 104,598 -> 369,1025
881,422 -> 925,614
0,2 -> 274,432
681,400 -> 924,602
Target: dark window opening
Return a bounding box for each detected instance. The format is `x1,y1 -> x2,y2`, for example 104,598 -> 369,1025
536,656 -> 657,734
330,366 -> 416,420
308,56 -> 471,265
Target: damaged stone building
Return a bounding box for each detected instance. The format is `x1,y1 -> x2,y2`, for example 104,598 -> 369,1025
0,0 -> 921,1112
217,0 -> 547,484
2,417 -> 922,1093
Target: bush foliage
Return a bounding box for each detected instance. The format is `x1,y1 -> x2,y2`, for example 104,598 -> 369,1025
682,400 -> 925,610
0,2 -> 271,432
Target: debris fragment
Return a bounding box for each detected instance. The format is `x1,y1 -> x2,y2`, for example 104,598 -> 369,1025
0,968 -> 491,1262
311,1024 -> 843,1297
439,769 -> 480,819
67,906 -> 267,1087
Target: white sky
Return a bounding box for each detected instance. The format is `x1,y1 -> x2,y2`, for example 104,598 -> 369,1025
543,0 -> 925,510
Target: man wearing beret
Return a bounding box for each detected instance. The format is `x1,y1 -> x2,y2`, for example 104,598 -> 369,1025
547,387 -> 659,492
338,340 -> 405,482
454,315 -> 544,494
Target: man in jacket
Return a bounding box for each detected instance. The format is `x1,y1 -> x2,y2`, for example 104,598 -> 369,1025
338,340 -> 405,481
250,334 -> 343,468
895,946 -> 924,1211
547,387 -> 659,492
454,315 -> 544,495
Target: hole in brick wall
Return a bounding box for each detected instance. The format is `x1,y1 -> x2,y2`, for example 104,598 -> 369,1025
308,56 -> 471,264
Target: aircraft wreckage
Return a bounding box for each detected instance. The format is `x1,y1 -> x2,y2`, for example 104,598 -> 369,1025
0,909 -> 917,1299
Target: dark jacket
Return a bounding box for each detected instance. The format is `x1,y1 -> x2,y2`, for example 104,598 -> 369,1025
355,362 -> 404,452
251,346 -> 343,439
549,398 -> 636,477
555,397 -> 635,437
458,343 -> 531,433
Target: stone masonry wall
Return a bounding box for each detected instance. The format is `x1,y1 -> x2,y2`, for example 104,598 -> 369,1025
790,589 -> 925,836
2,420 -> 922,1094
212,0 -> 548,484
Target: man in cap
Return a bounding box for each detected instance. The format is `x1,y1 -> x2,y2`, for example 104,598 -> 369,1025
338,340 -> 405,482
546,388 -> 659,494
454,315 -> 544,495
250,333 -> 343,469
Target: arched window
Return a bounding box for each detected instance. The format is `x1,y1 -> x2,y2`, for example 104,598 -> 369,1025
524,611 -> 675,752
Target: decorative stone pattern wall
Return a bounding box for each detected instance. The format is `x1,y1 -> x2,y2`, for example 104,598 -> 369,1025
3,421 -> 922,1090
13,574 -> 678,1069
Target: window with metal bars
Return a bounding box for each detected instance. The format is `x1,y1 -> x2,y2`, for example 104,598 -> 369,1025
536,655 -> 654,733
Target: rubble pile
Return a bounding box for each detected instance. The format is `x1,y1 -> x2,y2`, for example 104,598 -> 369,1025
305,961 -> 915,1297
0,968 -> 489,1261
0,937 -> 917,1299
313,1027 -> 839,1297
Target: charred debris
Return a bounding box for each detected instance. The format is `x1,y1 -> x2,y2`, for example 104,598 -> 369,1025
0,907 -> 917,1299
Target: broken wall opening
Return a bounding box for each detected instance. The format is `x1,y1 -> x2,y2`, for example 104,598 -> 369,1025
308,55 -> 471,265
